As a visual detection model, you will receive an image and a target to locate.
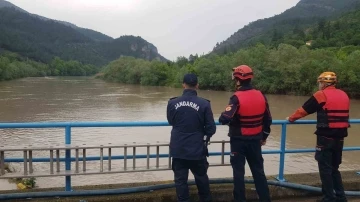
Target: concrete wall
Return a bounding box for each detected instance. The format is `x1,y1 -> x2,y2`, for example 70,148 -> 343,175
1,170 -> 360,202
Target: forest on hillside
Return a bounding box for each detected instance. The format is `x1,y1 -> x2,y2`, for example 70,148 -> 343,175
270,8 -> 360,50
100,44 -> 360,98
0,7 -> 165,67
100,8 -> 360,98
212,0 -> 360,55
2,1 -> 360,99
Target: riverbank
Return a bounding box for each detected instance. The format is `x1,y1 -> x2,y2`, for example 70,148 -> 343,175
99,45 -> 360,98
1,170 -> 359,202
0,52 -> 99,82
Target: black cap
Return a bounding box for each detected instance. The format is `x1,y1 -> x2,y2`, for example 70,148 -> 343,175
183,73 -> 198,86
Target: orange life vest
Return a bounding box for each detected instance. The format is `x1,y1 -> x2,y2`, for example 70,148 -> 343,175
317,88 -> 350,129
234,89 -> 266,136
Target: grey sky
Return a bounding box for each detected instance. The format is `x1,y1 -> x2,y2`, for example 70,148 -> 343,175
7,0 -> 300,61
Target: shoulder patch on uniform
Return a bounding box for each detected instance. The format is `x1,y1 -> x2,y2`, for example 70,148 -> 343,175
169,97 -> 178,101
225,104 -> 233,111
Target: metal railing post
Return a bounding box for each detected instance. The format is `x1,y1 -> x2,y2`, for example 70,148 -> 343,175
0,151 -> 5,175
276,123 -> 287,182
65,125 -> 72,191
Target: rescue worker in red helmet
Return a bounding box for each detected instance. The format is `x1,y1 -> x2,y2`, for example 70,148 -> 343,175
219,65 -> 272,202
286,72 -> 349,202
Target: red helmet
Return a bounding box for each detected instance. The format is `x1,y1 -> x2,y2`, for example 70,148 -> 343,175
232,65 -> 254,80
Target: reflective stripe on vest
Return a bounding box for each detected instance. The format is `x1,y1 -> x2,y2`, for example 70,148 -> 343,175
317,88 -> 350,128
234,90 -> 266,136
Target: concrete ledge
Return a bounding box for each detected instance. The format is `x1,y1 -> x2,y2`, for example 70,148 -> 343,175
1,170 -> 360,202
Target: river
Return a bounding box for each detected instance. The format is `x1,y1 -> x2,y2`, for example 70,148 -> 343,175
0,77 -> 359,190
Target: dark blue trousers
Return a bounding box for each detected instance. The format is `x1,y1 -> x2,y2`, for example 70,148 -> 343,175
230,138 -> 271,202
315,136 -> 347,202
172,158 -> 212,202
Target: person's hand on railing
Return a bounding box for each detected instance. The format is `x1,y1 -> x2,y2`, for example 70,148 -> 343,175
285,117 -> 294,123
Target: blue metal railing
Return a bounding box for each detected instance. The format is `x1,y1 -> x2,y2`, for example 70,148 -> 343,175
1,119 -> 360,192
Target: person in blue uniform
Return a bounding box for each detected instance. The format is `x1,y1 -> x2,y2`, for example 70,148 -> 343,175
167,73 -> 216,202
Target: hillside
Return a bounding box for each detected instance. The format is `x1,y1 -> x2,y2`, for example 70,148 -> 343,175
0,0 -> 113,42
100,6 -> 360,98
0,0 -> 26,12
0,1 -> 167,66
307,8 -> 360,49
254,7 -> 360,53
212,0 -> 360,54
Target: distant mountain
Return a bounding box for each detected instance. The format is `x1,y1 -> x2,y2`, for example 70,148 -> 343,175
212,0 -> 360,54
0,0 -> 167,66
0,0 -> 25,12
0,0 -> 113,42
32,16 -> 114,42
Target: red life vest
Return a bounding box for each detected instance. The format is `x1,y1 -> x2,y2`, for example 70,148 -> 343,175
317,88 -> 350,128
234,90 -> 266,136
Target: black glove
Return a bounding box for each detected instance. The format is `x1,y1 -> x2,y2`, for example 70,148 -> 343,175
203,135 -> 211,157
204,135 -> 211,145
204,147 -> 209,157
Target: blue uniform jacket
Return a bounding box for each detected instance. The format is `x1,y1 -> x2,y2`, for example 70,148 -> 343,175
167,89 -> 216,160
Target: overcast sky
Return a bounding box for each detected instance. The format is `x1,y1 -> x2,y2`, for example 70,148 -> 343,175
7,0 -> 300,61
